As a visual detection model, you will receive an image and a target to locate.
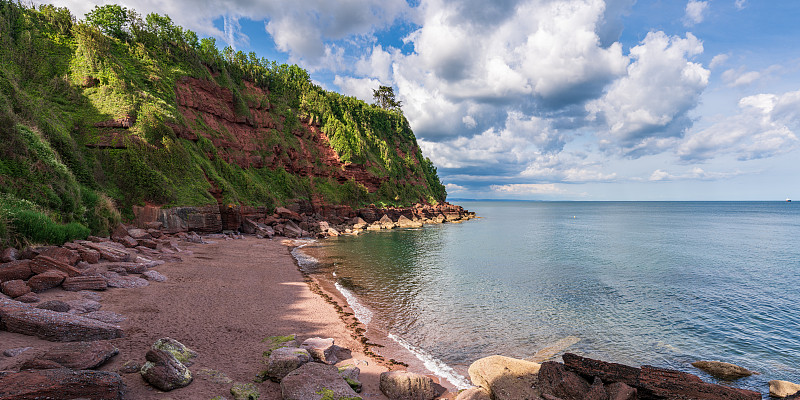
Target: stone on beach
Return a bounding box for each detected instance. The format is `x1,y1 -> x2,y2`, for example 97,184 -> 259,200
62,275 -> 108,291
37,247 -> 80,265
1,279 -> 31,298
281,362 -> 362,400
467,355 -> 541,400
142,270 -> 167,282
0,298 -> 123,341
140,348 -> 193,391
103,272 -> 149,288
300,337 -> 338,365
0,369 -> 125,400
30,255 -> 81,276
0,260 -> 33,282
66,298 -> 102,313
27,270 -> 68,292
770,380 -> 800,398
606,382 -> 637,400
36,300 -> 71,312
152,337 -> 198,366
338,364 -> 362,392
3,347 -> 33,357
1,247 -> 18,262
37,340 -> 119,370
264,346 -> 311,381
14,292 -> 40,303
691,360 -> 754,380
230,382 -> 260,400
379,370 -> 442,400
539,361 -> 590,400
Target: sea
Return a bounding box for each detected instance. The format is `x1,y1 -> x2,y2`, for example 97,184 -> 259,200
295,201 -> 800,395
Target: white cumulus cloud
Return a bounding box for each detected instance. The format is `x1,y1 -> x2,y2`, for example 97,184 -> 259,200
587,31 -> 710,158
678,90 -> 800,161
683,0 -> 709,27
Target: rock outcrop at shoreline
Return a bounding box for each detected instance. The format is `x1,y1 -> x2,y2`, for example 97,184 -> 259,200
132,200 -> 475,238
460,352 -> 784,400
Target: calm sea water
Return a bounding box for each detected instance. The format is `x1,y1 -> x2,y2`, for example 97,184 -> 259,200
300,201 -> 800,393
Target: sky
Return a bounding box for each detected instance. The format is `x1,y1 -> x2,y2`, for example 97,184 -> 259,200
43,0 -> 800,200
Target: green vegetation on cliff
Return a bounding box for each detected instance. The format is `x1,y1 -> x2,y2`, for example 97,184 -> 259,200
0,2 -> 446,248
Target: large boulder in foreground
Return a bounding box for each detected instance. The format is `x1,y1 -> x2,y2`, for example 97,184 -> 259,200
467,355 -> 541,400
454,387 -> 491,400
281,362 -> 361,400
379,370 -> 442,400
538,361 -> 589,400
0,369 -> 125,400
0,298 -> 123,341
264,346 -> 310,382
771,380 -> 800,398
140,348 -> 193,391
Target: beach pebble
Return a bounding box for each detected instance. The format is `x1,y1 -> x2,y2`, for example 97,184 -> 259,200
691,360 -> 754,380
770,380 -> 800,398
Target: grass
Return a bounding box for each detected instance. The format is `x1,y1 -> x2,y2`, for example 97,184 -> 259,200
0,2 -> 447,248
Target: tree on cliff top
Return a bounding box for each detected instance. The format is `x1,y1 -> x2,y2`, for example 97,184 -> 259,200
373,85 -> 403,111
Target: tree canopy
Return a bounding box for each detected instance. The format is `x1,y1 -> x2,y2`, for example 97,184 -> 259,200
373,85 -> 403,111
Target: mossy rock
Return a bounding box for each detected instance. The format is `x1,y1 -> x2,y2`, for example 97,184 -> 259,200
261,334 -> 297,358
153,337 -> 198,366
230,382 -> 260,400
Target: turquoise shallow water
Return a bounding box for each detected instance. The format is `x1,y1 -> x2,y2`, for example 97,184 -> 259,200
303,201 -> 800,394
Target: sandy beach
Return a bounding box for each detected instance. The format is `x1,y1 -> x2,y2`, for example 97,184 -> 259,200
0,236 -> 396,399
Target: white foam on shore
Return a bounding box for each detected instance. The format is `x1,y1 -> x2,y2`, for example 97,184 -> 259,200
388,333 -> 472,390
290,243 -> 318,271
334,281 -> 373,326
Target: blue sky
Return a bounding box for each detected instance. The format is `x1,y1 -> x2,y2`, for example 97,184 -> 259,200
48,0 -> 800,200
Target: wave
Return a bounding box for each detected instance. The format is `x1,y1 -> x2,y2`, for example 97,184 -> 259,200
290,242 -> 318,272
334,281 -> 373,326
388,333 -> 472,390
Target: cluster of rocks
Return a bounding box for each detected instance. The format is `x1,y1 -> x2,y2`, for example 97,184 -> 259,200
133,201 -> 476,239
238,203 -> 475,240
0,340 -> 125,399
259,334 -> 445,400
0,223 -> 185,308
457,353 -> 800,400
0,223 -> 193,399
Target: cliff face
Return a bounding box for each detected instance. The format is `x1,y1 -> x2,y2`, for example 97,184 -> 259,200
0,3 -> 447,247
172,77 -> 388,192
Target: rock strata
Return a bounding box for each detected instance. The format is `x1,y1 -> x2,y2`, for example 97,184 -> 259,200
0,369 -> 125,400
37,340 -> 119,370
0,298 -> 123,341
